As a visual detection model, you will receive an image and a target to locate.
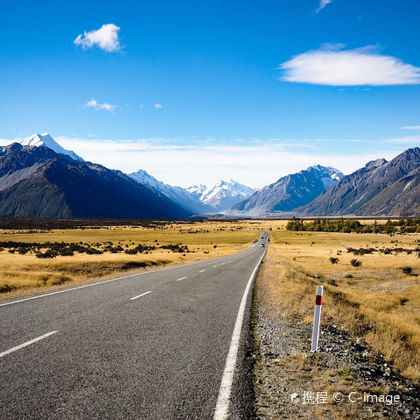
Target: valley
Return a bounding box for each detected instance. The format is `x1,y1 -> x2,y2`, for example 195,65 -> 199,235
0,220 -> 261,299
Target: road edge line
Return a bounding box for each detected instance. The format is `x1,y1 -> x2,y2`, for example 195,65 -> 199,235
213,247 -> 267,420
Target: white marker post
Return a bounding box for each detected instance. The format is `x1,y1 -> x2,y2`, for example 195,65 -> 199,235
311,285 -> 323,352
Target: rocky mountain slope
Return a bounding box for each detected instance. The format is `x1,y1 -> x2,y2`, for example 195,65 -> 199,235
299,148 -> 420,216
128,169 -> 210,214
230,165 -> 343,216
19,133 -> 84,162
187,180 -> 256,212
0,143 -> 189,219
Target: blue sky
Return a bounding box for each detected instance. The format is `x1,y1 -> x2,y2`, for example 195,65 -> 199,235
1,0 -> 419,187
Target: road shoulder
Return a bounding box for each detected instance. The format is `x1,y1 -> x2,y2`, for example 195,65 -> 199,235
252,248 -> 420,419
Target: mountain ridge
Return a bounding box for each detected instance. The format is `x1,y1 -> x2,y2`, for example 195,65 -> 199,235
229,165 -> 343,216
19,133 -> 84,162
198,179 -> 256,212
0,143 -> 189,219
128,169 -> 210,214
299,147 -> 420,216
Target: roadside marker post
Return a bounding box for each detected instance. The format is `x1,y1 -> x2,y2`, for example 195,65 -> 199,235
311,285 -> 323,352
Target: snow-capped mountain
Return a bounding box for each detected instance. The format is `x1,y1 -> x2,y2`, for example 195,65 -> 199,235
129,169 -> 165,191
310,164 -> 342,189
0,143 -> 189,219
128,174 -> 256,214
188,179 -> 256,212
300,148 -> 420,216
19,133 -> 84,162
187,184 -> 208,200
230,165 -> 344,216
128,170 -> 209,214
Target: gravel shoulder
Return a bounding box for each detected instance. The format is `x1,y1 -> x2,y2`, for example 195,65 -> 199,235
252,276 -> 420,419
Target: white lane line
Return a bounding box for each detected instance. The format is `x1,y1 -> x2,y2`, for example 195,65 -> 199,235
213,249 -> 267,420
0,331 -> 58,359
213,265 -> 218,268
130,291 -> 152,301
0,231 -> 267,308
176,276 -> 188,282
199,269 -> 206,273
0,246 -> 256,308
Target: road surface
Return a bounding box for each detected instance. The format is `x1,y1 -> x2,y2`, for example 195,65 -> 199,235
0,234 -> 268,419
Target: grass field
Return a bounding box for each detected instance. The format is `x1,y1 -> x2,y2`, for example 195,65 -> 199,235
260,227 -> 420,382
0,221 -> 263,300
2,217 -> 419,383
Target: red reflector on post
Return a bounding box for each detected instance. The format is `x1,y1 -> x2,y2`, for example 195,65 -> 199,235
311,285 -> 324,352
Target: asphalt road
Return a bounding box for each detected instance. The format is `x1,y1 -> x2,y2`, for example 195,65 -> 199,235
0,233 -> 268,420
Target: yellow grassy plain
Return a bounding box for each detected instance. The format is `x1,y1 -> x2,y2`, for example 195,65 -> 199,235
260,228 -> 420,381
0,221 -> 265,300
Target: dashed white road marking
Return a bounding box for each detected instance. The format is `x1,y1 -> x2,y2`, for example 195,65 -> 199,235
130,291 -> 152,301
199,269 -> 206,273
0,252 -> 239,308
0,331 -> 58,359
176,276 -> 188,282
213,265 -> 218,268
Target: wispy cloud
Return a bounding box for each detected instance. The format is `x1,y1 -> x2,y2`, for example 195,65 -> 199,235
379,135 -> 420,145
0,134 -> 413,187
316,0 -> 333,13
279,45 -> 420,86
402,125 -> 420,130
74,23 -> 121,52
84,99 -> 116,112
52,136 -> 407,188
154,103 -> 163,109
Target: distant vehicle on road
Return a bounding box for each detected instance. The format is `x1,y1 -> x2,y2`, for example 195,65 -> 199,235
261,243 -> 265,247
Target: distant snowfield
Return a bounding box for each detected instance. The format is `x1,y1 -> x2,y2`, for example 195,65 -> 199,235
130,170 -> 256,213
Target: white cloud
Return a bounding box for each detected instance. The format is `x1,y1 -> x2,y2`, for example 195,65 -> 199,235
74,23 -> 121,52
154,103 -> 163,109
280,45 -> 420,86
316,0 -> 333,13
379,135 -> 420,145
54,136 -> 410,188
84,99 -> 116,113
402,125 -> 420,130
1,135 -> 415,187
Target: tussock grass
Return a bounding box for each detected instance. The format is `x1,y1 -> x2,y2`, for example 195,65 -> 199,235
262,230 -> 420,382
0,221 -> 266,299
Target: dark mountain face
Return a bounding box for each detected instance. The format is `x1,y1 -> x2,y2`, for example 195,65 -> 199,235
299,147 -> 420,216
231,165 -> 343,215
0,144 -> 190,219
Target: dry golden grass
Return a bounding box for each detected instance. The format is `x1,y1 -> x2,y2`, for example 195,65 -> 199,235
0,221 -> 265,300
261,229 -> 420,382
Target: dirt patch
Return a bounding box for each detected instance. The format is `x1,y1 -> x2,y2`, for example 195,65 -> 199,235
253,301 -> 420,419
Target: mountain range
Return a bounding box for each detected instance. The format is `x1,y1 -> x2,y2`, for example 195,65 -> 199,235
0,133 -> 418,218
129,171 -> 256,214
299,148 -> 420,216
19,133 -> 84,162
229,165 -> 343,216
188,180 -> 256,212
0,142 -> 189,219
128,169 -> 210,214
